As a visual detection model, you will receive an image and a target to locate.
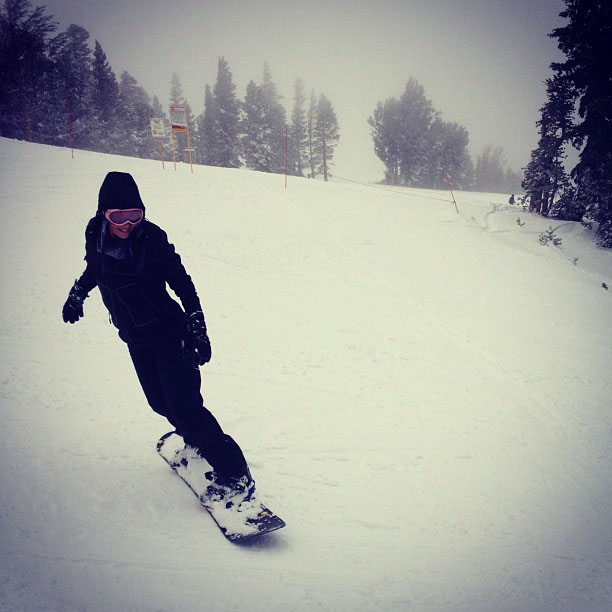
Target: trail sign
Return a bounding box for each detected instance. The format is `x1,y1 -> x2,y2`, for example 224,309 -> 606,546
169,104 -> 193,171
150,118 -> 166,138
170,105 -> 188,132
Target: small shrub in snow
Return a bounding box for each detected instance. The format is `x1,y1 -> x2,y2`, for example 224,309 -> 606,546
538,227 -> 562,246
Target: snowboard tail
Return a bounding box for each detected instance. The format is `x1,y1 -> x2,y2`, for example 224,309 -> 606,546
156,431 -> 285,542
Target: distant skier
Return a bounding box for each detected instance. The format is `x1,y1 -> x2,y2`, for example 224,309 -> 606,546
62,171 -> 254,506
509,194 -> 515,205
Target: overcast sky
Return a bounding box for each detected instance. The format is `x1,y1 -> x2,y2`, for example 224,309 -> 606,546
40,0 -> 567,182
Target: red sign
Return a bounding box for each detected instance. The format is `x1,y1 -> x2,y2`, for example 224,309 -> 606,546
170,104 -> 188,132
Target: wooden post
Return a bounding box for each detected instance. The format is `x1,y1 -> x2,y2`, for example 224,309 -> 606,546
186,128 -> 193,173
158,138 -> 165,170
442,173 -> 460,214
171,130 -> 177,171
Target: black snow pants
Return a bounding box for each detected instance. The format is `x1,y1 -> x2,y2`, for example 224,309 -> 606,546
128,337 -> 247,477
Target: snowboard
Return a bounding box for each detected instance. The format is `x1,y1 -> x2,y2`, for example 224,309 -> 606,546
156,431 -> 285,542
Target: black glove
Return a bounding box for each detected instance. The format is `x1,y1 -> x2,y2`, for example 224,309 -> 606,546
183,311 -> 212,368
62,280 -> 88,324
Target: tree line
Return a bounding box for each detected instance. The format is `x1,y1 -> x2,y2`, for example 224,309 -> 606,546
0,0 -> 340,179
368,77 -> 523,193
522,0 -> 611,247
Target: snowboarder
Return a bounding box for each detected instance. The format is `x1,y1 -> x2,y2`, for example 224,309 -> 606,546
509,194 -> 515,205
62,171 -> 254,506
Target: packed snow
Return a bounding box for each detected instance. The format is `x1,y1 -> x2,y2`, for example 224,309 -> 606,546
0,137 -> 610,611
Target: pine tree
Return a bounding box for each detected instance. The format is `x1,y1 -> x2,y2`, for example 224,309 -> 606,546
241,80 -> 269,171
212,57 -> 240,167
118,70 -> 153,158
522,74 -> 574,216
289,77 -> 307,176
91,40 -> 119,123
422,118 -> 471,189
370,78 -> 474,188
42,24 -> 119,153
239,63 -> 287,174
0,0 -> 57,140
151,94 -> 165,122
169,72 -> 184,106
197,84 -> 217,165
37,27 -> 73,145
551,0 -> 612,246
90,40 -> 121,151
260,62 -> 287,173
369,78 -> 438,186
368,97 -> 402,184
398,79 -> 438,186
52,24 -> 95,149
313,94 -> 339,181
307,89 -> 319,178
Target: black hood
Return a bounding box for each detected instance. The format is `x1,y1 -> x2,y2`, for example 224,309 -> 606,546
98,172 -> 145,213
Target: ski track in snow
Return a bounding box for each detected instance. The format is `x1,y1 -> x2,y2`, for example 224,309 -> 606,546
1,138 -> 611,611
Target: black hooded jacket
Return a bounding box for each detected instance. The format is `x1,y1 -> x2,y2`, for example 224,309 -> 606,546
76,173 -> 202,346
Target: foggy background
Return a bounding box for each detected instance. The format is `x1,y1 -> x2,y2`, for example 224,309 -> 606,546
39,0 -> 566,182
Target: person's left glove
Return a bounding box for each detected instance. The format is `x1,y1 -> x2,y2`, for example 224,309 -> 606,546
183,311 -> 212,368
62,280 -> 89,324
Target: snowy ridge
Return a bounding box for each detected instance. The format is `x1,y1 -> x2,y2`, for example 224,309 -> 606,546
0,138 -> 611,610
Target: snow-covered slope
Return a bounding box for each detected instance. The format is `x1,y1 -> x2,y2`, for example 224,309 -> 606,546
1,138 -> 610,611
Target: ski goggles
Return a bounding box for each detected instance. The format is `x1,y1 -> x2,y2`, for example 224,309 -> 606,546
104,208 -> 144,225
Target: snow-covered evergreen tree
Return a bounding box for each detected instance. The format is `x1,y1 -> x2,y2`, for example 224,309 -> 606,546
422,118 -> 471,190
368,97 -> 402,184
118,70 -> 153,158
169,72 -> 184,106
197,84 -> 217,166
211,57 -> 240,167
397,79 -> 438,186
313,94 -> 339,181
551,0 -> 612,246
289,77 -> 307,176
241,80 -> 269,171
369,78 -> 439,186
307,89 -> 319,178
522,74 -> 574,217
51,24 -> 95,149
370,81 -> 475,189
240,63 -> 286,174
260,62 -> 287,174
0,0 -> 57,141
91,40 -> 120,152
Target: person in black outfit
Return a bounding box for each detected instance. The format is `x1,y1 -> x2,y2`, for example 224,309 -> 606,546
62,171 -> 253,502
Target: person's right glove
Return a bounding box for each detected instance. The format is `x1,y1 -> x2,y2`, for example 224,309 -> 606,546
62,280 -> 88,324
